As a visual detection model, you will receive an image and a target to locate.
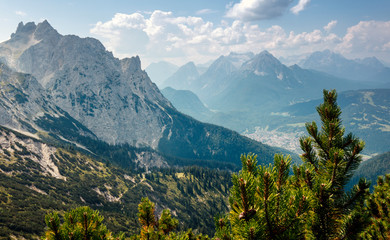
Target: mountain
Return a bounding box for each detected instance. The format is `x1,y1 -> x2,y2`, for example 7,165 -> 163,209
225,52 -> 255,68
161,87 -> 212,122
0,20 -> 174,148
281,89 -> 390,154
200,51 -> 358,113
0,21 -> 289,168
0,62 -> 96,142
348,151 -> 390,190
300,50 -> 390,85
161,61 -> 200,90
0,126 -> 231,238
145,61 -> 178,87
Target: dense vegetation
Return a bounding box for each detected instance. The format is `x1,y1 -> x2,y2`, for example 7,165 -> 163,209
0,131 -> 231,239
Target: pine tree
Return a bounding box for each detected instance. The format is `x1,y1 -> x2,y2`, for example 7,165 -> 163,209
362,174 -> 390,239
226,153 -> 308,239
298,89 -> 370,239
43,206 -> 124,240
215,89 -> 371,240
137,197 -> 179,240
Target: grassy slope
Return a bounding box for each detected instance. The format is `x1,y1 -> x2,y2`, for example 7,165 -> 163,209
0,127 -> 231,239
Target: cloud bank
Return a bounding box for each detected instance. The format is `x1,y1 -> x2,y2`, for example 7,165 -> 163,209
90,11 -> 390,66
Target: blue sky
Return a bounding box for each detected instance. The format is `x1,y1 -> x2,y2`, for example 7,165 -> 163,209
1,0 -> 390,67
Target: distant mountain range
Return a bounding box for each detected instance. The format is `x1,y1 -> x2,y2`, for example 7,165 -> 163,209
300,49 -> 390,86
161,61 -> 200,90
0,20 -> 292,169
161,87 -> 212,122
281,89 -> 390,154
159,50 -> 390,156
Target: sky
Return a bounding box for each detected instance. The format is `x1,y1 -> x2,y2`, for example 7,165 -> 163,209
1,0 -> 390,68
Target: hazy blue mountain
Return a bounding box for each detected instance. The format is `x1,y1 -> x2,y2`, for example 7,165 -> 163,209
300,49 -> 390,84
0,20 -> 290,168
161,61 -> 200,90
348,151 -> 390,190
281,89 -> 390,154
226,52 -> 255,68
145,61 -> 178,87
161,87 -> 212,122
201,51 -> 359,112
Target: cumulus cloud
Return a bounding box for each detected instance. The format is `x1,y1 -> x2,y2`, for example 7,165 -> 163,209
324,20 -> 337,32
90,12 -> 390,66
290,0 -> 311,15
336,20 -> 390,60
226,0 -> 293,21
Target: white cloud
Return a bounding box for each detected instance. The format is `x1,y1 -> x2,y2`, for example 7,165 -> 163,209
15,11 -> 26,17
226,0 -> 293,21
324,20 -> 337,32
290,0 -> 311,15
196,9 -> 218,15
336,20 -> 390,60
90,12 -> 390,66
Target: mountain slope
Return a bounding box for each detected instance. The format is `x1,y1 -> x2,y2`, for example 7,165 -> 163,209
161,87 -> 212,122
281,89 -> 390,154
0,21 -> 173,147
162,61 -> 200,90
0,62 -> 96,142
300,49 -> 390,85
348,151 -> 390,189
0,126 -> 231,238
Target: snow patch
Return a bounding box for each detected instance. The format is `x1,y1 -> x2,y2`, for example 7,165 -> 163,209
254,70 -> 266,76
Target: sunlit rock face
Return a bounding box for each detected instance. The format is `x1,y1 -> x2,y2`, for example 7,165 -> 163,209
0,21 -> 174,148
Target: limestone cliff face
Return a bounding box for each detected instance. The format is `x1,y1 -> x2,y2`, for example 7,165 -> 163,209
0,62 -> 95,140
0,21 -> 174,147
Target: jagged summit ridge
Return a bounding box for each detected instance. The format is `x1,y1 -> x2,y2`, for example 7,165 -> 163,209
10,20 -> 60,41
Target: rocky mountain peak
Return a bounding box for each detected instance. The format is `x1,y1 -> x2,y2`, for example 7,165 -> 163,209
121,56 -> 142,74
34,20 -> 60,40
180,61 -> 198,74
241,50 -> 284,74
10,20 -> 60,42
11,22 -> 36,38
204,56 -> 236,77
356,56 -> 385,69
226,52 -> 254,68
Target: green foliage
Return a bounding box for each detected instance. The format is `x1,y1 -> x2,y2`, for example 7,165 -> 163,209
43,206 -> 124,240
217,89 -> 375,240
135,197 -> 207,240
0,127 -> 230,239
298,89 -> 370,239
362,174 -> 390,239
226,153 -> 308,239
